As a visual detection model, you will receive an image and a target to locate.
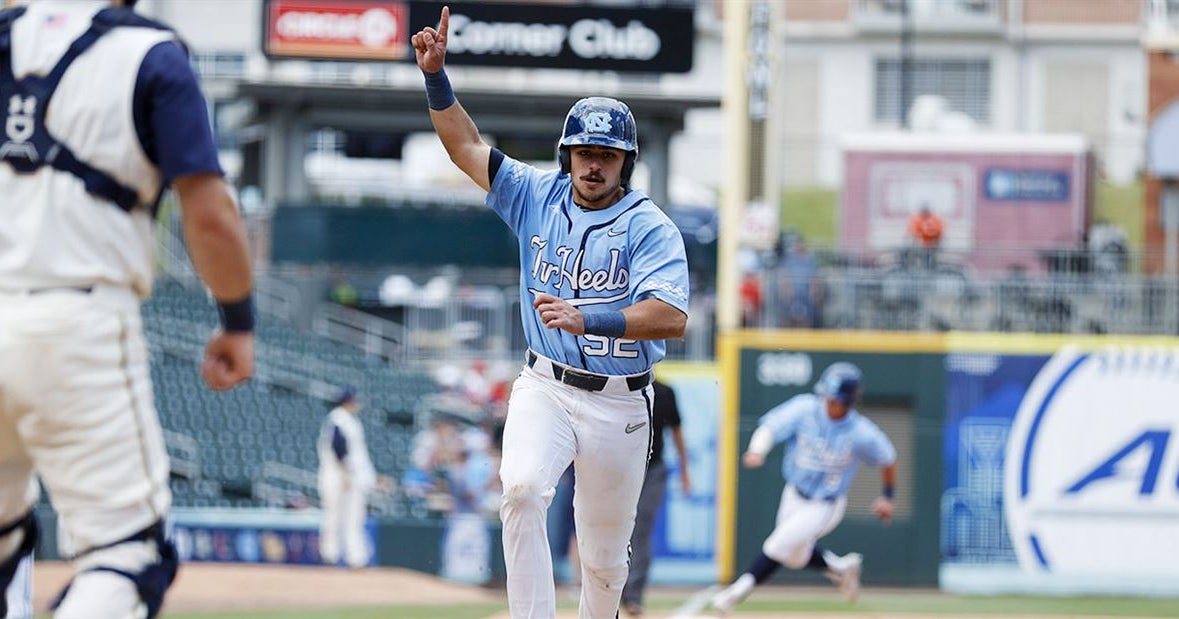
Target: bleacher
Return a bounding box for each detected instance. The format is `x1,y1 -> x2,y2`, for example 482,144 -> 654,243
142,277 -> 437,513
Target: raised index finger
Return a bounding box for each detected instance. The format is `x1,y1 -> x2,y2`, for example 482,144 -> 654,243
438,6 -> 450,39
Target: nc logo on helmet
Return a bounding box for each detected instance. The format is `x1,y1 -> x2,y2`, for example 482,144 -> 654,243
583,111 -> 612,134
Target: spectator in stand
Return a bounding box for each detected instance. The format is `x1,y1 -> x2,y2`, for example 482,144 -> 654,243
907,205 -> 943,270
776,235 -> 823,328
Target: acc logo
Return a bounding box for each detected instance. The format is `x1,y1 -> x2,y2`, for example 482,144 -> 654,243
583,111 -> 612,134
1004,346 -> 1179,577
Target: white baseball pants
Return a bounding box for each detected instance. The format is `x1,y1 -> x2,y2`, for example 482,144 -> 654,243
0,286 -> 171,616
499,364 -> 651,619
319,482 -> 370,568
762,486 -> 847,568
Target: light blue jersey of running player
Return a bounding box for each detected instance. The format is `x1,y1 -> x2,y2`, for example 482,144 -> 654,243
487,152 -> 689,375
758,393 -> 896,499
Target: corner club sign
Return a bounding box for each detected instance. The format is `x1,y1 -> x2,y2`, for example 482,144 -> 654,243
1005,346 -> 1179,578
408,2 -> 693,73
265,0 -> 408,61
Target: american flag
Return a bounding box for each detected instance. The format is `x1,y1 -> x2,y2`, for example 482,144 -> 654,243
45,13 -> 69,29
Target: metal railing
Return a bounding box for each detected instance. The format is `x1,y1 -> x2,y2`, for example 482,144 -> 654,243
312,303 -> 409,361
163,430 -> 201,480
253,461 -> 402,515
744,252 -> 1179,336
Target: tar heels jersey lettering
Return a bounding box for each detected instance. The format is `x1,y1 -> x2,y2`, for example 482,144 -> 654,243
487,154 -> 689,375
759,393 -> 896,499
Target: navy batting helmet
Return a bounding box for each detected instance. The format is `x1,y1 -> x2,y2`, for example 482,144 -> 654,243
557,97 -> 638,185
813,362 -> 863,407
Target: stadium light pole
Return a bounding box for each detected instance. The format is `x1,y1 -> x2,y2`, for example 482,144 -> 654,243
716,0 -> 751,586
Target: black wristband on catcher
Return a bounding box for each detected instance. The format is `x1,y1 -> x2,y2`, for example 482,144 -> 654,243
217,295 -> 255,333
882,484 -> 895,500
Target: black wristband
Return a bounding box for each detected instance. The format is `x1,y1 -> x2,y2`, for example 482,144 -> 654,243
882,484 -> 895,500
217,295 -> 255,333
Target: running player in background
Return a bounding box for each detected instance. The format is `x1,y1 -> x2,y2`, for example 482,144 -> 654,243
0,1 -> 255,617
709,362 -> 897,614
412,7 -> 690,618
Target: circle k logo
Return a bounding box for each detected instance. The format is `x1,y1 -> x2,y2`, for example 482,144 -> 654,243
1004,346 -> 1179,577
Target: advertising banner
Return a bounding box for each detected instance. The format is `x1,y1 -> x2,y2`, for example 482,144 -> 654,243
407,2 -> 694,73
171,508 -> 376,567
261,1 -> 694,73
264,0 -> 410,61
648,373 -> 718,584
941,347 -> 1179,595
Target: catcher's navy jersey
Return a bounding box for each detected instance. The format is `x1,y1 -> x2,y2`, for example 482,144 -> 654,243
758,394 -> 896,500
487,153 -> 689,375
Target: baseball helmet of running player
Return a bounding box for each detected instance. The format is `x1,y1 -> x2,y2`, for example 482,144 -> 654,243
813,362 -> 863,407
557,97 -> 638,185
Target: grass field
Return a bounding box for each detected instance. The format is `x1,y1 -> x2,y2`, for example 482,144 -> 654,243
127,591 -> 1179,619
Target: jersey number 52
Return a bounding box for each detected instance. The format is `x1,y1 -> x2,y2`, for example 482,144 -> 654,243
583,335 -> 639,358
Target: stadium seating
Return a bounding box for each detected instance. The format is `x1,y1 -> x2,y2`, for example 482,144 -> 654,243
142,277 -> 437,511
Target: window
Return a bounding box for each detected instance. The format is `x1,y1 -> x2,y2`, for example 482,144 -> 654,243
875,57 -> 991,124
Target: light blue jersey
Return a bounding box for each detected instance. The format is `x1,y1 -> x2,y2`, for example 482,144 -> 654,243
487,154 -> 690,375
758,393 -> 896,500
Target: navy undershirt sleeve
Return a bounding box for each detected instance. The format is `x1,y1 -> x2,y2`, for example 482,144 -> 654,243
132,40 -> 223,184
331,426 -> 349,461
488,148 -> 505,183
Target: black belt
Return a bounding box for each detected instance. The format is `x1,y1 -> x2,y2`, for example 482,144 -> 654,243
527,350 -> 651,392
795,486 -> 836,502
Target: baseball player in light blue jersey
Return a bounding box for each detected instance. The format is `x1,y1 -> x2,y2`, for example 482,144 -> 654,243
413,7 -> 689,618
709,362 -> 897,614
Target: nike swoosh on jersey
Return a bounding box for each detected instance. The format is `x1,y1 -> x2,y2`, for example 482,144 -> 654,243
625,422 -> 647,434
606,228 -> 625,237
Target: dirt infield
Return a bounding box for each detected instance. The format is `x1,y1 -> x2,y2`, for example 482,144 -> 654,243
32,562 -> 1172,618
32,561 -> 501,613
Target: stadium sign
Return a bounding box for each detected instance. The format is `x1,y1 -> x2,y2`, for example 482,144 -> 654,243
1004,346 -> 1179,578
407,2 -> 694,73
264,0 -> 409,61
983,168 -> 1070,202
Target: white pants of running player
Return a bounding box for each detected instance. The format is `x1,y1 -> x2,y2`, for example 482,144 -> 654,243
762,486 -> 848,568
499,366 -> 651,619
319,480 -> 370,568
0,286 -> 171,617
5,555 -> 32,619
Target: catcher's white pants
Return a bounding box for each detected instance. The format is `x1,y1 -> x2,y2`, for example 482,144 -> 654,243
499,364 -> 651,619
762,486 -> 847,568
0,286 -> 171,616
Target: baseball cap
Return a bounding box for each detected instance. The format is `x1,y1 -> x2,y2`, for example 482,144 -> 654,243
335,386 -> 357,406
